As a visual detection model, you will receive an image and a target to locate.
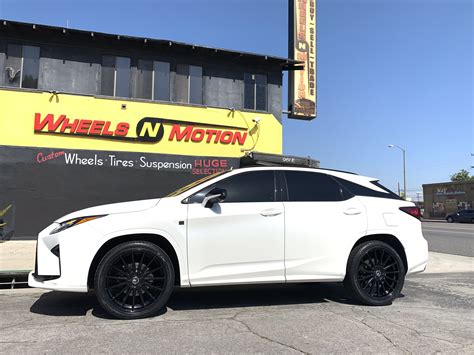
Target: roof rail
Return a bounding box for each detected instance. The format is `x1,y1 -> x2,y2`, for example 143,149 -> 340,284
240,152 -> 320,168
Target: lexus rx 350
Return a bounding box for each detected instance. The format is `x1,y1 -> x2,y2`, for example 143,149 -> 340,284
29,167 -> 428,319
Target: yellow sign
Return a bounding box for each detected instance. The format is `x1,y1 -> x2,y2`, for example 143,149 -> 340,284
288,0 -> 316,120
0,89 -> 282,157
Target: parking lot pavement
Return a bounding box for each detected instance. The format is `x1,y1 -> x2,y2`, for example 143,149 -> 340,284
1,269 -> 473,353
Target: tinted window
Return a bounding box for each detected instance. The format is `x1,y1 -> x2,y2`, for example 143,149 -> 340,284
134,59 -> 153,99
285,171 -> 342,202
191,171 -> 275,203
101,55 -> 115,96
189,65 -> 203,104
244,73 -> 255,110
334,177 -> 401,200
115,57 -> 131,97
175,64 -> 189,103
4,44 -> 22,88
244,73 -> 267,111
154,61 -> 170,101
21,45 -> 40,89
255,74 -> 267,111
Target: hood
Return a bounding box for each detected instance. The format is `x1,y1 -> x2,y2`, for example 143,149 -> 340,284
55,198 -> 161,223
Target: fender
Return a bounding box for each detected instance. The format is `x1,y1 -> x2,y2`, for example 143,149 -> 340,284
90,228 -> 189,287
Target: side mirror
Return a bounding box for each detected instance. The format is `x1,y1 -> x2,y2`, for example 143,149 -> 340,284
202,188 -> 227,208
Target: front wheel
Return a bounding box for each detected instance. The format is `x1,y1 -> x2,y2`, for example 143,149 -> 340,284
94,241 -> 175,319
446,216 -> 454,223
344,241 -> 405,306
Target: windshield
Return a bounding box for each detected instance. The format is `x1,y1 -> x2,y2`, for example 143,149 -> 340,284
166,170 -> 231,197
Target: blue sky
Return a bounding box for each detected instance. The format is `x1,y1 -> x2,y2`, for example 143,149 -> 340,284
1,0 -> 472,199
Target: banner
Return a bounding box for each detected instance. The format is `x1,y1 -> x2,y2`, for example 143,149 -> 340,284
0,89 -> 283,157
288,0 -> 317,120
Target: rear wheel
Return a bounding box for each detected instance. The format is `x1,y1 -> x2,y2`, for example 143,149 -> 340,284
94,241 -> 174,319
345,240 -> 405,306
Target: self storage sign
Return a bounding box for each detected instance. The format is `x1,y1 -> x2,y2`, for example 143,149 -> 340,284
33,113 -> 248,145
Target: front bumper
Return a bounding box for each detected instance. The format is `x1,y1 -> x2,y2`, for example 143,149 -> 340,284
28,271 -> 88,292
28,222 -> 102,293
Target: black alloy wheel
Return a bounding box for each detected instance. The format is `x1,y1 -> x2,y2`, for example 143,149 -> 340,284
345,240 -> 405,306
95,241 -> 174,319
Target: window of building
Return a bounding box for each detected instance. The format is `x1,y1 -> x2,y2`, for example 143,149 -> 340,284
134,60 -> 170,101
175,64 -> 202,105
101,55 -> 131,98
285,171 -> 342,202
135,59 -> 153,99
244,73 -> 267,111
4,44 -> 40,89
154,61 -> 170,101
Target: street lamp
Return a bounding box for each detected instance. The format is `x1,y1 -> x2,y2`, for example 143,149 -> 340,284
388,144 -> 406,200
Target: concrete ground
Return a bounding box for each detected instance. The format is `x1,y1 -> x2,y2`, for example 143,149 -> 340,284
0,253 -> 472,354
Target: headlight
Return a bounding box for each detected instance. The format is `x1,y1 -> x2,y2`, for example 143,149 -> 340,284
50,215 -> 106,234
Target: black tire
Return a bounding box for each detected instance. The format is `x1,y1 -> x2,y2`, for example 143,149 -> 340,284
344,240 -> 405,306
94,241 -> 175,319
446,216 -> 454,223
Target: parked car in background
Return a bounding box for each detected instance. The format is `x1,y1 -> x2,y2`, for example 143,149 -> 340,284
446,209 -> 474,223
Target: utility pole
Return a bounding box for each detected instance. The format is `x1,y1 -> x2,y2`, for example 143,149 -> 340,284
389,145 -> 407,200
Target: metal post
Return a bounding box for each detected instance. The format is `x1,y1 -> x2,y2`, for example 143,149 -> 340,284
388,144 -> 407,200
403,149 -> 407,200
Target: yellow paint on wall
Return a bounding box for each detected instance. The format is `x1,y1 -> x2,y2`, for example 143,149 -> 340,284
0,89 -> 282,157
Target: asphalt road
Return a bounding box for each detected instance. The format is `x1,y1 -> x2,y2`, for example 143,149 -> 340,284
422,221 -> 474,257
1,270 -> 473,354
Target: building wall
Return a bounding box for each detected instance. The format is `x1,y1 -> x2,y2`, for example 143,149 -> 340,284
0,34 -> 283,121
422,181 -> 474,218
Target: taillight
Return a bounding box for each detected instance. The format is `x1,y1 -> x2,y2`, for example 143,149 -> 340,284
400,206 -> 421,220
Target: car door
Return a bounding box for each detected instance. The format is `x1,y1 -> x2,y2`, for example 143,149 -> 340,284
282,170 -> 367,281
186,170 -> 285,286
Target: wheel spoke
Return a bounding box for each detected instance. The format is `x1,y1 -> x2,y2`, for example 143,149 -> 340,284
112,266 -> 128,277
111,285 -> 128,300
108,281 -> 127,289
139,252 -> 145,273
384,262 -> 397,270
144,282 -> 163,291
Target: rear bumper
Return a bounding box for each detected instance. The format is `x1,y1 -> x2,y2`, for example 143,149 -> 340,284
405,236 -> 429,275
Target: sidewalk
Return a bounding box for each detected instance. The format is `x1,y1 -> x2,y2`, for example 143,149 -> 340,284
0,240 -> 472,274
0,240 -> 36,273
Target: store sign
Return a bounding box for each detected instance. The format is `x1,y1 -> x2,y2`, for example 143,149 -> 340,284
33,113 -> 248,145
288,0 -> 317,120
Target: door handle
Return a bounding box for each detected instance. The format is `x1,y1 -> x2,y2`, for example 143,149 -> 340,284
260,209 -> 283,217
344,207 -> 362,215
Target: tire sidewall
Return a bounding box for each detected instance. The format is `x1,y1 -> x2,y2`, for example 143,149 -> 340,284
347,241 -> 405,306
94,241 -> 175,319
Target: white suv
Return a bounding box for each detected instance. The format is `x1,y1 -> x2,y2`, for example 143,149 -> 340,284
29,166 -> 428,319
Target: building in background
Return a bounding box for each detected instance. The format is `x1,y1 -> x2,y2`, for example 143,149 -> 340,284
422,181 -> 474,219
0,20 -> 304,239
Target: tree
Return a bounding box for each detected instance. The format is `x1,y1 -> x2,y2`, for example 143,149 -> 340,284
450,169 -> 474,182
